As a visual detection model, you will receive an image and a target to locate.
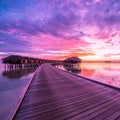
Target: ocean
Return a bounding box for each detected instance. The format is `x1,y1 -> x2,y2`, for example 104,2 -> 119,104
0,63 -> 36,120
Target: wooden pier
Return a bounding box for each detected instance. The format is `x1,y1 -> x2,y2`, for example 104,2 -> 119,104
13,64 -> 120,120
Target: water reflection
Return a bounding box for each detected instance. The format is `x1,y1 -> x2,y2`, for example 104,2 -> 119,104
2,67 -> 37,79
63,63 -> 81,74
80,62 -> 120,88
0,63 -> 37,120
58,62 -> 120,88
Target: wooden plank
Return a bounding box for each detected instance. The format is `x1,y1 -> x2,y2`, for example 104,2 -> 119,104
13,64 -> 120,120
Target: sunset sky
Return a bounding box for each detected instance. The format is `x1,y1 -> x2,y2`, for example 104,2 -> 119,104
0,0 -> 120,61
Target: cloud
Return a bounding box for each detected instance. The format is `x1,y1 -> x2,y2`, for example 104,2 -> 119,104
0,0 -> 120,60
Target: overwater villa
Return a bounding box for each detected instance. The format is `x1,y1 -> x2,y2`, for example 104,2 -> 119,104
1,55 -> 62,69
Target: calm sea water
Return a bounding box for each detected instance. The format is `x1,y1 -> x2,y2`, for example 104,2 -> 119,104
0,63 -> 37,120
81,62 -> 120,88
0,62 -> 120,120
60,62 -> 120,88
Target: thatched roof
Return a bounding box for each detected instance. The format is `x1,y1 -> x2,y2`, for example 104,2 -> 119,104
2,55 -> 39,61
64,56 -> 81,63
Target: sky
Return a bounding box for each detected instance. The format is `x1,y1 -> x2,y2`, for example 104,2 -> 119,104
0,0 -> 120,61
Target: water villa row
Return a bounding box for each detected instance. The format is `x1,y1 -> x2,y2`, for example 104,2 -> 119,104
2,55 -> 62,69
2,55 -> 81,69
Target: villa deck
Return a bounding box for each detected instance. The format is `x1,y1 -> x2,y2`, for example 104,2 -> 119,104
13,64 -> 120,120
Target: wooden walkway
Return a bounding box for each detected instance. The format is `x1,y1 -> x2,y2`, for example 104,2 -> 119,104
13,64 -> 120,120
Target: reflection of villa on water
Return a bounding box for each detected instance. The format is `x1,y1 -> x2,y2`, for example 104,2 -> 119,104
2,67 -> 37,79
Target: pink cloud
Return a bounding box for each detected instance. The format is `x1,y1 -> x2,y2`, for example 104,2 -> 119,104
27,33 -> 87,50
95,32 -> 110,39
18,33 -> 91,59
94,0 -> 102,3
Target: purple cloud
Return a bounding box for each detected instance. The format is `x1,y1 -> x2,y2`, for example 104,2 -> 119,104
0,0 -> 120,60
